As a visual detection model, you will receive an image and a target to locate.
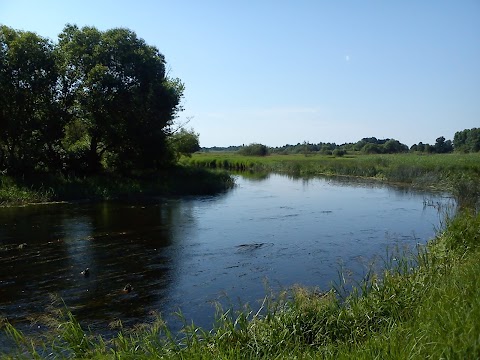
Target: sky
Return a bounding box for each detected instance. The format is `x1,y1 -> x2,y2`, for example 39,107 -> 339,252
1,1 -> 479,147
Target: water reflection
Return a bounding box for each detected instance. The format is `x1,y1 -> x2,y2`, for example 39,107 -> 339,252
0,201 -> 195,331
0,174 -> 452,343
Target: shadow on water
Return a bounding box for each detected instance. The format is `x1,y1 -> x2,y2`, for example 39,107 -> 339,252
0,198 -> 209,339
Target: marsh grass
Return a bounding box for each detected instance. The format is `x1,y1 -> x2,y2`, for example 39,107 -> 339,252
185,152 -> 480,191
0,166 -> 234,206
2,210 -> 480,359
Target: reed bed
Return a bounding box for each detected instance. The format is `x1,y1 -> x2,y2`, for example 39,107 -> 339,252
184,152 -> 480,188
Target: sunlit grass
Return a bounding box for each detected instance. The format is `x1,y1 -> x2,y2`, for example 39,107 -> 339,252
185,153 -> 480,199
0,176 -> 54,205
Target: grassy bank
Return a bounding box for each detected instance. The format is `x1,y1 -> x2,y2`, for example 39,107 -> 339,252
0,166 -> 235,206
1,209 -> 479,359
184,152 -> 480,190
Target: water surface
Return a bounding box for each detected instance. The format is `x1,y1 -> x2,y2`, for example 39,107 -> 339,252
0,174 -> 450,341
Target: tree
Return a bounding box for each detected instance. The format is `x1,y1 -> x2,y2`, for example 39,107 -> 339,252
362,143 -> 382,154
168,128 -> 200,160
383,139 -> 409,154
238,143 -> 269,156
434,136 -> 453,154
0,25 -> 62,173
424,144 -> 434,153
332,148 -> 346,157
454,128 -> 480,153
57,25 -> 184,173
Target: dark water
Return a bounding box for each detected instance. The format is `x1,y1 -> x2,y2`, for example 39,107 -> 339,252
0,173 -> 451,345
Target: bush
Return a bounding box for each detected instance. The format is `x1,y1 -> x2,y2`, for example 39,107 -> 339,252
332,149 -> 346,157
238,143 -> 269,156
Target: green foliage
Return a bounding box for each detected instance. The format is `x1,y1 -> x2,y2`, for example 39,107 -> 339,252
434,136 -> 454,153
0,176 -> 54,205
0,168 -> 234,205
332,148 -> 346,157
362,143 -> 383,154
359,139 -> 408,154
168,128 -> 201,160
57,24 -> 184,174
186,152 -> 480,191
0,25 -> 64,174
441,210 -> 480,253
454,128 -> 480,153
0,24 -> 185,176
383,139 -> 409,153
238,143 -> 269,156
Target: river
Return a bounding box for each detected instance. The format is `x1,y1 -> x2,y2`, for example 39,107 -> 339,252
0,173 -> 451,345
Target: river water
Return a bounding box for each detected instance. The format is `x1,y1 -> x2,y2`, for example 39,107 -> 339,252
0,173 -> 450,344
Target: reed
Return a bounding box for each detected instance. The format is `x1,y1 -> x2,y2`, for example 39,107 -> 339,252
185,152 -> 480,194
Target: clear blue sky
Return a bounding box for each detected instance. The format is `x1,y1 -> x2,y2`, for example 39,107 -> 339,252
1,1 -> 479,147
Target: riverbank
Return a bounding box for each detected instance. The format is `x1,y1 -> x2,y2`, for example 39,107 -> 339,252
0,166 -> 235,206
186,151 -> 478,186
1,208 -> 479,359
185,152 -> 480,209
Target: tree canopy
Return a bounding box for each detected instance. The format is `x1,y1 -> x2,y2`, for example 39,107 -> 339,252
453,128 -> 480,153
0,24 -> 185,175
238,143 -> 269,156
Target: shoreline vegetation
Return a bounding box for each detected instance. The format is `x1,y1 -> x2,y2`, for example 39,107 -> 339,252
184,152 -> 480,185
0,166 -> 235,207
1,153 -> 480,359
3,152 -> 479,207
185,152 -> 480,208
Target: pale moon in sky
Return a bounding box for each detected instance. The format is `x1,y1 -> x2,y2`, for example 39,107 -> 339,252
345,55 -> 350,61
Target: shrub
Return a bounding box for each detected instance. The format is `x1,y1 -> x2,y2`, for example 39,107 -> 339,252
332,149 -> 346,157
238,143 -> 269,156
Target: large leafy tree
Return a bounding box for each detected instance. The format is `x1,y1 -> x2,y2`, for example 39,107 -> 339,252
57,25 -> 184,173
434,136 -> 453,154
0,25 -> 62,173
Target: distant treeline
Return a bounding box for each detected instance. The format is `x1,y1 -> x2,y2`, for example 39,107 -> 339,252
0,24 -> 200,176
202,128 -> 480,156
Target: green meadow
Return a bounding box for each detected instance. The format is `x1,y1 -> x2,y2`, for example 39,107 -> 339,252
184,152 -> 480,182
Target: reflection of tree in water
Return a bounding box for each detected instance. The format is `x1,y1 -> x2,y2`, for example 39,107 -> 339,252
0,205 -> 71,319
60,201 -> 187,328
0,200 -> 194,334
231,171 -> 271,182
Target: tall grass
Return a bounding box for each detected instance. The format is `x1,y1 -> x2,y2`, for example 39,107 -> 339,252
185,152 -> 480,190
0,166 -> 234,206
0,176 -> 54,206
2,210 -> 480,359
